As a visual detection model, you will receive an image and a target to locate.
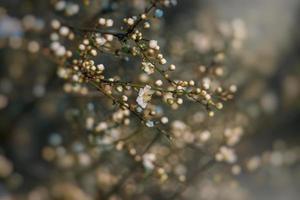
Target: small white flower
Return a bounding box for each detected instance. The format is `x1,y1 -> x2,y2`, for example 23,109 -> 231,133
161,117 -> 169,124
143,153 -> 156,170
51,20 -> 61,29
136,85 -> 154,109
106,19 -> 114,27
141,62 -> 155,75
149,40 -> 158,49
127,18 -> 135,26
98,18 -> 106,25
56,46 -> 66,57
59,26 -> 69,36
95,37 -> 106,45
145,120 -> 154,127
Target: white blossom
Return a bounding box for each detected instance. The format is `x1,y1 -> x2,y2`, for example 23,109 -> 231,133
143,153 -> 156,170
149,40 -> 158,49
141,62 -> 155,75
136,85 -> 154,109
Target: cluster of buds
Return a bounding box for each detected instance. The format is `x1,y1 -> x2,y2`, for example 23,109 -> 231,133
41,0 -> 245,198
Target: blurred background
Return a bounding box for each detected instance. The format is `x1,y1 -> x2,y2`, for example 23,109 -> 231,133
177,0 -> 300,199
0,0 -> 300,199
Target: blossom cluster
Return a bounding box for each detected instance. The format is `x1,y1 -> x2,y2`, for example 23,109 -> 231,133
1,0 -> 294,199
